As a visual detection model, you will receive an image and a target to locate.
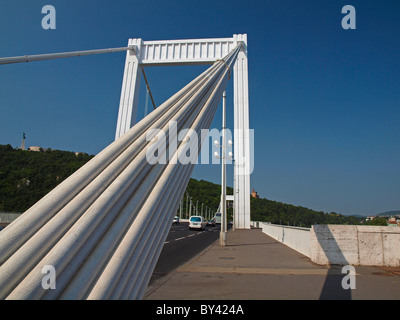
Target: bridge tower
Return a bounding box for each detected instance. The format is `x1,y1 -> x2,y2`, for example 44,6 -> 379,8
115,34 -> 251,229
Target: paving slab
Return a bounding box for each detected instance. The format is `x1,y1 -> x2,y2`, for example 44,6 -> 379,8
144,228 -> 400,300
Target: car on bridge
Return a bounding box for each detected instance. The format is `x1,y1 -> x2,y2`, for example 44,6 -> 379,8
206,219 -> 216,227
189,216 -> 206,231
172,216 -> 180,225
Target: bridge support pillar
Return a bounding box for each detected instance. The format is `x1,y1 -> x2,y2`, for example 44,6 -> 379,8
233,34 -> 251,229
115,39 -> 143,139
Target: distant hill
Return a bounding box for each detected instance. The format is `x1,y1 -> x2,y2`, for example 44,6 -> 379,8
184,180 -> 364,227
250,196 -> 364,228
377,210 -> 400,217
344,214 -> 366,218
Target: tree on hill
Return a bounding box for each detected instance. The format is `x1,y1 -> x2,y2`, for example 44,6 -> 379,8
0,145 -> 94,212
365,217 -> 387,226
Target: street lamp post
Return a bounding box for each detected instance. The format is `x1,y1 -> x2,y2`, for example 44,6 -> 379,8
214,91 -> 228,246
221,91 -> 227,247
186,193 -> 189,219
179,198 -> 182,220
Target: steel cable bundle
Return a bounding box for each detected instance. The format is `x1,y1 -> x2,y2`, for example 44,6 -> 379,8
0,46 -> 240,299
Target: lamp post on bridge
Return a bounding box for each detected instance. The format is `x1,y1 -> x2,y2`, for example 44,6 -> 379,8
189,197 -> 192,218
186,193 -> 189,220
214,91 -> 233,247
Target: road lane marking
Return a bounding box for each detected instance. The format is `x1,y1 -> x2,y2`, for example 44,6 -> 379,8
175,237 -> 185,241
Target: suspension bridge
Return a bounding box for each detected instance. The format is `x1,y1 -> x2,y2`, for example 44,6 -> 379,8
0,34 -> 252,299
1,34 -> 399,301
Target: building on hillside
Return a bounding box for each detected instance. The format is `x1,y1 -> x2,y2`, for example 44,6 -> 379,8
251,189 -> 259,198
28,146 -> 42,152
387,217 -> 399,227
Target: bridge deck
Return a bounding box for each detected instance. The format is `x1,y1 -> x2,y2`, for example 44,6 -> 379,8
145,228 -> 400,300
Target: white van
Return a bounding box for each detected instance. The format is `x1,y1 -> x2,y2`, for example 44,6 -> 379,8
189,216 -> 206,231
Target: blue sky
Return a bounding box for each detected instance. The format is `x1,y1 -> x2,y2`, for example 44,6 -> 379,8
1,0 -> 399,216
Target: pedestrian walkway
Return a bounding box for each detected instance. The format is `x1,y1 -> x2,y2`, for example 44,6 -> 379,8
144,228 -> 400,300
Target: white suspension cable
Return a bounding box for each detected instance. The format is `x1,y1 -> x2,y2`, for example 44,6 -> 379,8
0,46 -> 133,65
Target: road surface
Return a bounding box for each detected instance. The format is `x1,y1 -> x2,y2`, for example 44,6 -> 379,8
149,222 -> 220,285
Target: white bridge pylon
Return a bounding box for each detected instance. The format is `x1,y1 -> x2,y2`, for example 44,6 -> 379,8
116,34 -> 251,229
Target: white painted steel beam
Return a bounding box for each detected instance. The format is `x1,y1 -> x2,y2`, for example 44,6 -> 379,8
140,38 -> 236,66
0,46 -> 240,300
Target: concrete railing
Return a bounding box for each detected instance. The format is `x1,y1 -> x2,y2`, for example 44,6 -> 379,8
257,222 -> 311,257
0,213 -> 22,223
255,222 -> 400,267
0,213 -> 22,228
310,224 -> 400,267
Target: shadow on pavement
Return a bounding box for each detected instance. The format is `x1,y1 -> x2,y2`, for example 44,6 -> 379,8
314,225 -> 352,300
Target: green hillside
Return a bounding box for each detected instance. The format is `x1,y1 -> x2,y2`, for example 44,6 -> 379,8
0,144 -> 94,212
0,144 -> 364,226
183,178 -> 233,219
250,197 -> 363,227
186,179 -> 364,227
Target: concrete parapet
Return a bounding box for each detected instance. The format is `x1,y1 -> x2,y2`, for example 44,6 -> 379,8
257,223 -> 400,267
258,223 -> 311,257
310,225 -> 400,267
0,213 -> 22,227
